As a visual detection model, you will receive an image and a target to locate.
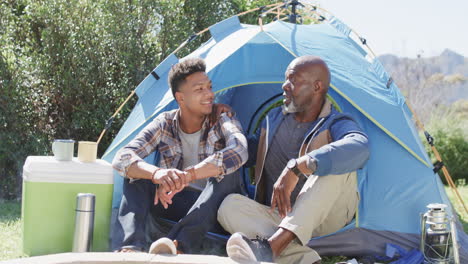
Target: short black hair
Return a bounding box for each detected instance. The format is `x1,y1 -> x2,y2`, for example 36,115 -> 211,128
168,58 -> 206,99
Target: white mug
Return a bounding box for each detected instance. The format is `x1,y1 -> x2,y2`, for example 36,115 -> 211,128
52,139 -> 75,161
78,141 -> 98,163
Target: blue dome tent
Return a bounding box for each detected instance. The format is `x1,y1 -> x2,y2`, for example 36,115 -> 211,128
102,2 -> 467,261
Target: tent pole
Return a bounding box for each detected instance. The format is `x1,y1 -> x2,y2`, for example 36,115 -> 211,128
96,89 -> 136,145
287,0 -> 302,23
237,2 -> 284,17
406,102 -> 468,215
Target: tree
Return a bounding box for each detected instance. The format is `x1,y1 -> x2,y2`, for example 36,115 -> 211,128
0,0 -> 279,199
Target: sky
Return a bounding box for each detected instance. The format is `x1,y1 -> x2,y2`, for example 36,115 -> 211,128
307,0 -> 468,58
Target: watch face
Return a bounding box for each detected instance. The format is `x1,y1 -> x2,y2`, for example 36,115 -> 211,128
287,159 -> 296,169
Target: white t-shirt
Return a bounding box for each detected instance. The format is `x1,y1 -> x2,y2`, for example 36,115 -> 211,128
178,127 -> 207,191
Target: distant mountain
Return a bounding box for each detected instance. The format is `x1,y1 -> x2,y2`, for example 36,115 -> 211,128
378,49 -> 468,121
379,49 -> 468,76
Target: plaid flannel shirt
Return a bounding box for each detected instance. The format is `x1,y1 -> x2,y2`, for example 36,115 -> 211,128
112,109 -> 248,182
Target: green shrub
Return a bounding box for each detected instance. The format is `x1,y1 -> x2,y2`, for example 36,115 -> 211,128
423,100 -> 468,186
0,0 -> 278,200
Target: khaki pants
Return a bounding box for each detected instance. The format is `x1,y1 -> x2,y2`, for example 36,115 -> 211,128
218,171 -> 359,264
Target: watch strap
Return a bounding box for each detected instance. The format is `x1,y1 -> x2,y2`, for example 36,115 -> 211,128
290,165 -> 302,178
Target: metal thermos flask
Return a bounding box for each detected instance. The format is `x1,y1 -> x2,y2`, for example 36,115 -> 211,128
72,193 -> 95,252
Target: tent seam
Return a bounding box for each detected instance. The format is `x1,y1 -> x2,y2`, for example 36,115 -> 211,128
329,84 -> 430,167
215,81 -> 283,94
263,30 -> 298,58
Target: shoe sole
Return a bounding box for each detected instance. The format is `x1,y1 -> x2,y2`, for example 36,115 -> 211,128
226,233 -> 258,262
148,237 -> 177,255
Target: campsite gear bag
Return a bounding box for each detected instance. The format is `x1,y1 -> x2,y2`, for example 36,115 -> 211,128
78,141 -> 98,163
52,139 -> 75,161
72,193 -> 95,252
21,156 -> 113,256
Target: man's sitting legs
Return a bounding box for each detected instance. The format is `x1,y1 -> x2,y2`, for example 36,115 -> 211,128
116,170 -> 244,254
218,171 -> 358,264
166,171 -> 243,253
117,178 -> 154,252
218,193 -> 320,263
116,178 -> 198,252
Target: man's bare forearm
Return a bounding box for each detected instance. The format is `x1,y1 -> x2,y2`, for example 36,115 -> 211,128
127,159 -> 220,184
126,161 -> 159,181
190,162 -> 220,180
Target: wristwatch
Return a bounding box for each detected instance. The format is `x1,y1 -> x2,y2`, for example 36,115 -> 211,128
287,159 -> 303,178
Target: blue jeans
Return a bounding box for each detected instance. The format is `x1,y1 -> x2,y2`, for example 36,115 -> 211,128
116,171 -> 244,253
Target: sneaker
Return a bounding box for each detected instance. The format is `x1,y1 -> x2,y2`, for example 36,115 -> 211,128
226,232 -> 273,262
148,237 -> 177,255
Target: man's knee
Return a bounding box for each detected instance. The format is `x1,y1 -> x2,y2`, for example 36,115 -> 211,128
217,193 -> 246,221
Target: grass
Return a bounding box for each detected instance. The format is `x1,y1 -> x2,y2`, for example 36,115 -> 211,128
1,187 -> 467,263
0,200 -> 26,261
444,185 -> 468,231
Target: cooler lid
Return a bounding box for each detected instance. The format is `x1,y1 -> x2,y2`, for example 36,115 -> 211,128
23,156 -> 114,184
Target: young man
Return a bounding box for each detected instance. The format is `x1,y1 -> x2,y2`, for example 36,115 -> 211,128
217,56 -> 370,263
112,58 -> 248,254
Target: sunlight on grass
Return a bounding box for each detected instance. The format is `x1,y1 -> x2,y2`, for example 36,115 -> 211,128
0,201 -> 25,261
445,185 -> 468,232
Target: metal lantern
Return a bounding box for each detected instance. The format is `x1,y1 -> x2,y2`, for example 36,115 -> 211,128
420,203 -> 460,264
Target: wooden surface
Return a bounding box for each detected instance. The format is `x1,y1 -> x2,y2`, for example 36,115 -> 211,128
1,252 -> 270,264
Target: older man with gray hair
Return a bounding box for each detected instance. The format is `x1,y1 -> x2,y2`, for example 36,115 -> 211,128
218,56 -> 370,264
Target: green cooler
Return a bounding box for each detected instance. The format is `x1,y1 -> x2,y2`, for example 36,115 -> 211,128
21,156 -> 114,256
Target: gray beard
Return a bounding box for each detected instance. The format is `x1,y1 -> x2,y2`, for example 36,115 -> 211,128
282,101 -> 301,114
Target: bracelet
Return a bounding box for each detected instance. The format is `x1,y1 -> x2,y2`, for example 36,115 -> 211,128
185,166 -> 196,182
